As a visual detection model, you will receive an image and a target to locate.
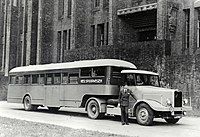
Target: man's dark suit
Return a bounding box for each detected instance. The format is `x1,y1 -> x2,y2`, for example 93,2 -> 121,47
119,87 -> 135,125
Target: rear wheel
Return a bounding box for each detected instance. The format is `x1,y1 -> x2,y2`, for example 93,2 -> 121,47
87,100 -> 104,119
136,103 -> 154,126
23,96 -> 34,111
165,118 -> 180,124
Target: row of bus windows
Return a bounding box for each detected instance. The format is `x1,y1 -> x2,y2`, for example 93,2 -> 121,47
10,73 -> 79,85
9,67 -> 106,85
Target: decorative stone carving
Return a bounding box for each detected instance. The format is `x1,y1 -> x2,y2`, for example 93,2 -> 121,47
168,2 -> 179,33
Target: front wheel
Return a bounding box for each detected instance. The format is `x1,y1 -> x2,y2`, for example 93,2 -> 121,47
136,103 -> 154,126
165,118 -> 180,124
87,100 -> 104,119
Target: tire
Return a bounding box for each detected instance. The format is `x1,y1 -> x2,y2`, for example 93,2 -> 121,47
165,118 -> 180,124
48,107 -> 60,112
136,103 -> 154,126
87,100 -> 104,119
23,96 -> 34,111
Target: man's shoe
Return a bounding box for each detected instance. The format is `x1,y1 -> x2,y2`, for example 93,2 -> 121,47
122,123 -> 125,125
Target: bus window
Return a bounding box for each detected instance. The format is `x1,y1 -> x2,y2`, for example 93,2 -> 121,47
16,76 -> 23,84
10,76 -> 15,84
92,67 -> 105,77
39,74 -> 45,84
62,73 -> 68,84
54,73 -> 61,84
46,74 -> 53,85
32,74 -> 39,84
24,75 -> 31,84
69,73 -> 79,84
110,67 -> 123,85
126,74 -> 135,86
81,67 -> 91,77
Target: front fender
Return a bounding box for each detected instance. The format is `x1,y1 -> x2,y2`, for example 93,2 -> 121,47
133,100 -> 170,112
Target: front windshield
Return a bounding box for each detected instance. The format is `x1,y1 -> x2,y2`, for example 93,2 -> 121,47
135,74 -> 160,87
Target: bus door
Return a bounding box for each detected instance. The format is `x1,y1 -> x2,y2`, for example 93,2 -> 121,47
44,73 -> 60,107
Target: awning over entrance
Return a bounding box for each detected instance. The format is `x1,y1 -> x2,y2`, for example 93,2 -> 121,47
195,0 -> 200,8
117,3 -> 157,16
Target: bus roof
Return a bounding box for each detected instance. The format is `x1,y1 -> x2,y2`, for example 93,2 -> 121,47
9,59 -> 137,74
121,70 -> 159,76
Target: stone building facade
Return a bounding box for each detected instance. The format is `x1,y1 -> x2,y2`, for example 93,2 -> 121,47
1,0 -> 200,109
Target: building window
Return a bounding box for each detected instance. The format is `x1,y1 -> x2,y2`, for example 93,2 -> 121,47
58,0 -> 64,19
68,0 -> 72,17
106,22 -> 109,45
63,30 -> 67,50
198,10 -> 200,48
57,31 -> 62,61
94,0 -> 100,8
91,25 -> 95,46
185,9 -> 190,49
68,29 -> 71,50
97,23 -> 104,46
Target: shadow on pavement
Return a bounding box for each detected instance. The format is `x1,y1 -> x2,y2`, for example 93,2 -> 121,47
11,107 -> 184,126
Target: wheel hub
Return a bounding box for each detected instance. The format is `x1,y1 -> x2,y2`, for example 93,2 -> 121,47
139,108 -> 148,121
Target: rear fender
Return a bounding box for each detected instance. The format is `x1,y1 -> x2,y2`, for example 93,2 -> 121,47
85,97 -> 107,113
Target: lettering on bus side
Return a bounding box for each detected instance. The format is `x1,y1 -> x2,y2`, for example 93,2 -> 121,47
80,78 -> 105,84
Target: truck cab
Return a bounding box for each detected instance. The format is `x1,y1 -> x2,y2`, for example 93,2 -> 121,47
120,69 -> 191,126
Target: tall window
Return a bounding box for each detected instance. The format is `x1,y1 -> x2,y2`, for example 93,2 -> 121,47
68,29 -> 71,50
68,0 -> 72,17
106,22 -> 109,45
58,0 -> 64,19
63,30 -> 67,50
97,23 -> 104,46
94,0 -> 100,7
198,10 -> 200,48
91,25 -> 95,46
185,9 -> 190,49
57,31 -> 62,61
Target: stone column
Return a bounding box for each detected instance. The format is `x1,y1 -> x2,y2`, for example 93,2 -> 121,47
108,0 -> 114,45
26,0 -> 32,66
4,0 -> 12,76
1,0 -> 7,72
36,0 -> 42,65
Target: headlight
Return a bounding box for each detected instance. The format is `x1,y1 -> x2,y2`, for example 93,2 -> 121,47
166,99 -> 171,106
183,98 -> 188,105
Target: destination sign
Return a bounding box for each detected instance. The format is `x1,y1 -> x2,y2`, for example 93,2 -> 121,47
80,78 -> 104,84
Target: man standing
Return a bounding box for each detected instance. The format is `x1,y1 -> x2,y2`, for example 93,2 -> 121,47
119,83 -> 136,125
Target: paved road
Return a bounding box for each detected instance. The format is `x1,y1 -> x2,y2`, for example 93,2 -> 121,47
0,101 -> 200,137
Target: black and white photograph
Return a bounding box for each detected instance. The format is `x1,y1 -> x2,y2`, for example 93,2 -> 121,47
0,0 -> 200,137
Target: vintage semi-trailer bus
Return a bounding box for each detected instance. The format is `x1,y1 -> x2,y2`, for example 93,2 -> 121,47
7,59 -> 191,125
